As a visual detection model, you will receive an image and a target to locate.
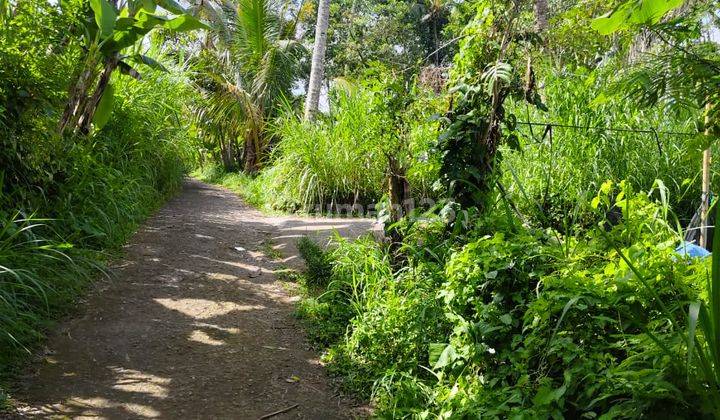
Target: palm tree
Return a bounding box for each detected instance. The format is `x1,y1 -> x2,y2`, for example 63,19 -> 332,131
194,0 -> 304,172
303,0 -> 330,121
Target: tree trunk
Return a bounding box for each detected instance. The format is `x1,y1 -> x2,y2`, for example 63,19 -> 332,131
303,0 -> 330,121
220,136 -> 235,171
387,158 -> 411,225
535,0 -> 548,32
58,47 -> 101,135
77,53 -> 120,135
386,156 -> 411,263
243,132 -> 259,173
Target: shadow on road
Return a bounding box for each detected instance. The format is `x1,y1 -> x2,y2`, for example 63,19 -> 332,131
12,179 -> 376,419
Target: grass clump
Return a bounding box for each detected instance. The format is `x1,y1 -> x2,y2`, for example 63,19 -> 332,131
192,165 -> 267,210
262,90 -> 387,213
296,237 -> 332,288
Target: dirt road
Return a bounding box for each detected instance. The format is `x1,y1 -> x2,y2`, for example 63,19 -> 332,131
11,179 -> 379,419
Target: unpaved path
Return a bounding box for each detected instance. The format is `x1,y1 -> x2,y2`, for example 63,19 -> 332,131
11,179 -> 380,419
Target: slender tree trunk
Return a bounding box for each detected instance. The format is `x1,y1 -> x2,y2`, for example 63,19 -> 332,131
535,0 -> 548,32
59,0 -> 121,135
77,53 -> 120,135
303,0 -> 330,121
220,140 -> 232,171
243,134 -> 258,173
386,155 -> 411,263
59,46 -> 101,135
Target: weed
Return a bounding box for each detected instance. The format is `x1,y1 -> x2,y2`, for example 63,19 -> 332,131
297,236 -> 332,288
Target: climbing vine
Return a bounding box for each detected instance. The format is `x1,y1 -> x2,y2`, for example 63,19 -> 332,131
437,0 -> 545,209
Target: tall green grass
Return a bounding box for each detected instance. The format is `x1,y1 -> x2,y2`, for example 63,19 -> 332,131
0,214 -> 97,364
502,68 -> 706,228
198,85 -> 442,215
264,90 -> 388,212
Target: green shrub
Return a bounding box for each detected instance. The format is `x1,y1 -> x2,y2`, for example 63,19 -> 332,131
297,235 -> 393,346
192,165 -> 267,209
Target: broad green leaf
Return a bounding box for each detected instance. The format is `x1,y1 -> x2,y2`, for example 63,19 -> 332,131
433,344 -> 457,370
592,0 -> 685,35
629,0 -> 684,25
533,383 -> 567,406
115,17 -> 136,30
141,0 -> 157,12
134,10 -> 168,30
155,0 -> 186,14
130,54 -> 168,72
105,11 -> 166,52
89,0 -> 117,38
107,29 -> 143,52
600,180 -> 613,194
533,386 -> 555,406
93,83 -> 115,130
428,343 -> 446,366
164,14 -> 210,31
591,8 -> 630,35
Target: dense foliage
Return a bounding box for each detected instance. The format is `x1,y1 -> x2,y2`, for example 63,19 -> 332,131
0,0 -> 198,399
298,182 -> 718,417
6,0 -> 720,416
288,0 -> 720,418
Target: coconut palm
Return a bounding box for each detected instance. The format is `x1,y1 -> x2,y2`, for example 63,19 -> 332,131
303,0 -> 330,121
193,0 -> 304,172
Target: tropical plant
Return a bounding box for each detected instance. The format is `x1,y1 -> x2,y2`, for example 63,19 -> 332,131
192,0 -> 305,172
59,0 -> 207,135
0,0 -> 197,390
438,0 -> 545,210
593,0 -> 719,126
304,0 -> 331,121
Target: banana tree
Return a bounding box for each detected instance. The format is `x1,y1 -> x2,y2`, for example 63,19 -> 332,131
59,0 -> 208,135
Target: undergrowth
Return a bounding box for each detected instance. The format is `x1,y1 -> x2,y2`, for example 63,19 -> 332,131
296,237 -> 333,288
297,182 -> 714,417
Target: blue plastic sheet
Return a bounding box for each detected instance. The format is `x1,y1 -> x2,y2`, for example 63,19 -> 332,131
675,241 -> 711,259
